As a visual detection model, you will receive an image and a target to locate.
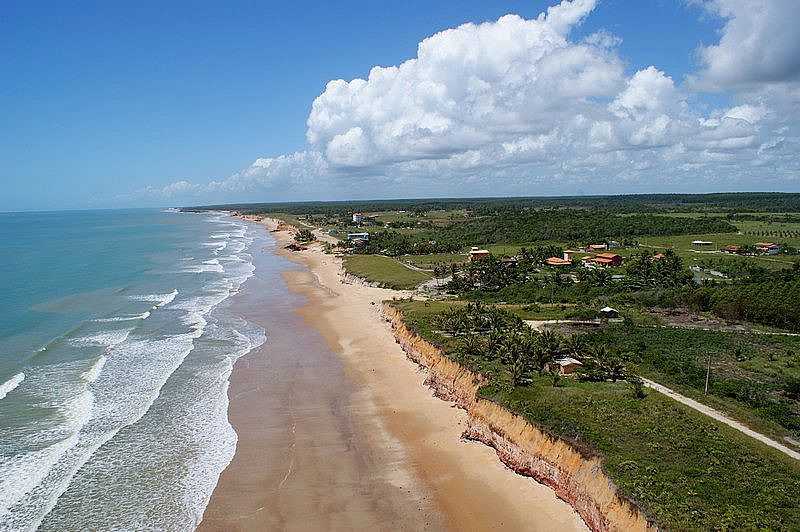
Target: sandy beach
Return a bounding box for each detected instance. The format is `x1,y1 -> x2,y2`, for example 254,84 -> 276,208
199,218 -> 586,531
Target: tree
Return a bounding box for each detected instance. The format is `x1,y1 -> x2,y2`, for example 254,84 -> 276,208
500,330 -> 537,386
629,375 -> 647,399
295,228 -> 315,243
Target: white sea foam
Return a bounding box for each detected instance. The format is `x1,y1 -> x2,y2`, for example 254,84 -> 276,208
93,311 -> 150,323
129,289 -> 178,309
183,259 -> 224,274
0,212 -> 262,530
80,357 -> 106,383
69,329 -> 133,350
0,373 -> 25,401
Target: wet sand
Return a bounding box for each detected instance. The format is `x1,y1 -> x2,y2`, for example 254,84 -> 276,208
199,220 -> 586,531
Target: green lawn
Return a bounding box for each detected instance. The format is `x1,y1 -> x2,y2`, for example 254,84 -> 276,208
392,300 -> 800,530
400,252 -> 467,270
342,254 -> 432,289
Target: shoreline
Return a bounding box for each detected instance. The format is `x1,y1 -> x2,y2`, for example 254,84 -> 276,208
200,216 -> 586,530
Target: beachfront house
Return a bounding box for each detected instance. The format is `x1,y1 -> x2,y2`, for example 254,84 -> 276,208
469,247 -> 491,261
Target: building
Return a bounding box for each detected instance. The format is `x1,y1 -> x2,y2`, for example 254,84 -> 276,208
692,240 -> 714,249
545,256 -> 572,267
722,245 -> 743,254
652,253 -> 666,260
469,246 -> 491,261
588,243 -> 608,252
563,250 -> 576,261
599,306 -> 619,319
755,242 -> 781,255
347,232 -> 370,244
352,212 -> 364,224
589,252 -> 622,267
548,357 -> 583,375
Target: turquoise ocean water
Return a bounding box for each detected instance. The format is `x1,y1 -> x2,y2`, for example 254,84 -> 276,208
0,209 -> 265,530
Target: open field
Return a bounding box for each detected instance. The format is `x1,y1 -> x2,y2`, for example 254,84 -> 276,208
582,324 -> 800,445
392,300 -> 800,530
399,252 -> 467,270
342,254 -> 432,289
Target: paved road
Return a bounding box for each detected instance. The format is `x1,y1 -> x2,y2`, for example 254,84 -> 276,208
642,378 -> 800,461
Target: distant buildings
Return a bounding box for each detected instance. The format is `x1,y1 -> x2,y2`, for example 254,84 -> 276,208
352,212 -> 364,224
588,243 -> 608,252
692,240 -> 714,249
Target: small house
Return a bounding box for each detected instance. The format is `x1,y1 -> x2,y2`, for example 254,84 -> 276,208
563,250 -> 576,261
755,242 -> 781,255
589,244 -> 608,252
599,306 -> 619,319
590,253 -> 622,267
469,247 -> 491,261
722,245 -> 743,254
652,253 -> 666,260
691,240 -> 714,249
545,256 -> 572,267
549,357 -> 583,375
347,232 -> 370,244
352,212 -> 364,224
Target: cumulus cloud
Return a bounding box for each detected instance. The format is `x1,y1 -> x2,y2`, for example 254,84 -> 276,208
144,0 -> 800,203
692,0 -> 800,89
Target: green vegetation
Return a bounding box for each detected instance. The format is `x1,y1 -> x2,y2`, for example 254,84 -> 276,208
393,300 -> 800,530
342,255 -> 431,289
583,324 -> 800,442
294,228 -> 314,243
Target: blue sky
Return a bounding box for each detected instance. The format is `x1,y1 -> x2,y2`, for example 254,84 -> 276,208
2,0 -> 798,210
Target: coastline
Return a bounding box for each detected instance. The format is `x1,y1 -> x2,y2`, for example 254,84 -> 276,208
200,216 -> 586,531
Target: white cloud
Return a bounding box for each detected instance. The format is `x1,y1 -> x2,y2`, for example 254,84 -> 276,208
692,0 -> 800,89
142,0 -> 800,204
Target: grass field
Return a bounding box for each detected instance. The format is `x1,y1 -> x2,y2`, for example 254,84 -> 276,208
399,252 -> 467,270
342,254 -> 432,289
392,300 -> 800,530
583,324 -> 800,444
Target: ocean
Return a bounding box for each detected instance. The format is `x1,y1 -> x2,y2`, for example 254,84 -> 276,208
0,209 -> 265,530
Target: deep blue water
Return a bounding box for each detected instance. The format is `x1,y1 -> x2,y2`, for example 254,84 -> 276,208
0,209 -> 265,530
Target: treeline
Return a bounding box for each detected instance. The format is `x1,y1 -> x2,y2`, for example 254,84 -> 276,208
180,192 -> 800,217
428,211 -> 736,248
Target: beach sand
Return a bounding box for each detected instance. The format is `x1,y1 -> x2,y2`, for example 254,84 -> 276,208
199,219 -> 586,531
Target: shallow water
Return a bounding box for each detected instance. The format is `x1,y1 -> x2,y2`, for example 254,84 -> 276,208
0,209 -> 265,530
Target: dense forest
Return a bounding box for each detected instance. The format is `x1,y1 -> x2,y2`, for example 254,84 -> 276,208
427,211 -> 736,247
181,192 -> 800,216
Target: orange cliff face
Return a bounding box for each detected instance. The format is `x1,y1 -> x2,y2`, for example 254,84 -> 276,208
382,305 -> 656,532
